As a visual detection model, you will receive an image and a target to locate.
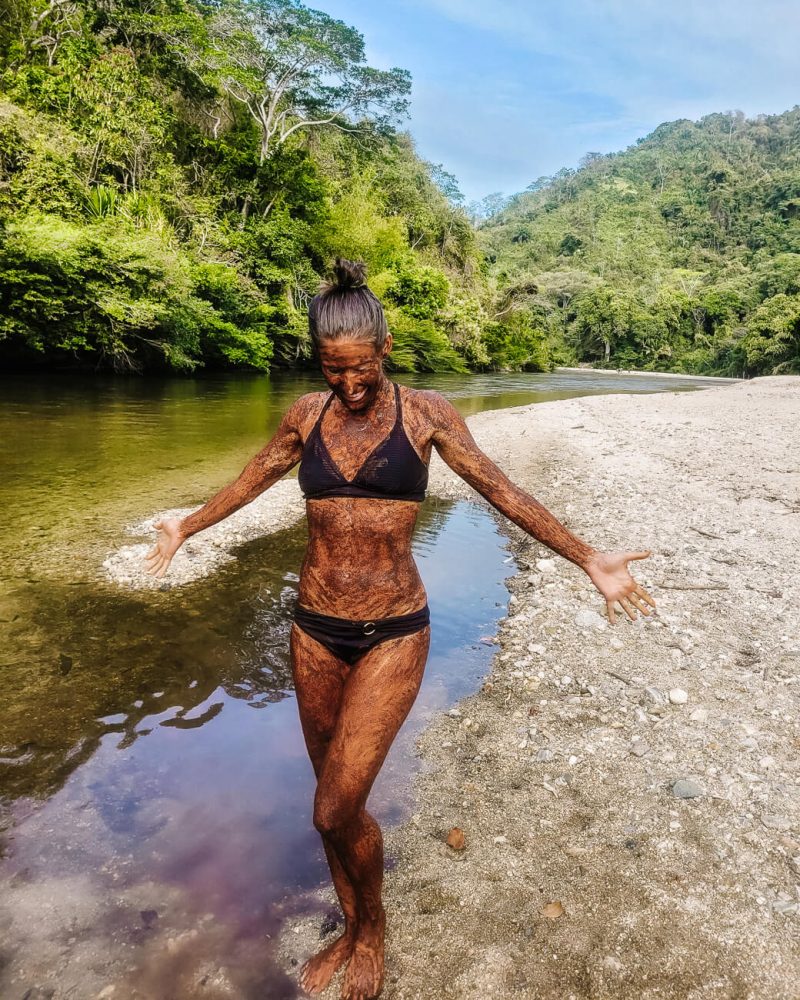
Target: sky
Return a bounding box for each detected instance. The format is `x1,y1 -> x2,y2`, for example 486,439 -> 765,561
317,0 -> 800,203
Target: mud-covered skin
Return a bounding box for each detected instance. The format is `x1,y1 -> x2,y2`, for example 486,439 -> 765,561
169,343 -> 654,999
179,378 -> 611,618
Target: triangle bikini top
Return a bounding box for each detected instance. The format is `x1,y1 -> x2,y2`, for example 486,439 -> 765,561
298,382 -> 428,502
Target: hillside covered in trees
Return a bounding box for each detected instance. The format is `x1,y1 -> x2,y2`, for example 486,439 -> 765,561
0,1 -> 798,377
0,0 -> 494,374
478,109 -> 800,377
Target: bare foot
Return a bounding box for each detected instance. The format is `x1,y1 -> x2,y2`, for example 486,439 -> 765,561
299,931 -> 356,995
341,911 -> 385,1000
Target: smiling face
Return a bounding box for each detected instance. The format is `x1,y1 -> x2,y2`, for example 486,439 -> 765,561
318,335 -> 393,412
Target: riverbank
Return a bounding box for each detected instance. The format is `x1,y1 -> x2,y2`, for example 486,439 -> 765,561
554,365 -> 741,381
281,375 -> 800,999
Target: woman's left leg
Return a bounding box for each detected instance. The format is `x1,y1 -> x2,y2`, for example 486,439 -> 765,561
313,626 -> 431,1000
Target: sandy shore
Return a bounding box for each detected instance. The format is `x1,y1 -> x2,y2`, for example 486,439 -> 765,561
281,375 -> 800,999
554,366 -> 741,381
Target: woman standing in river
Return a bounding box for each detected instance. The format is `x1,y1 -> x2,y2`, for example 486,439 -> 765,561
144,259 -> 656,1000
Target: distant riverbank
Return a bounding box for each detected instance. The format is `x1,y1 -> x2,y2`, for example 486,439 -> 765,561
555,365 -> 742,381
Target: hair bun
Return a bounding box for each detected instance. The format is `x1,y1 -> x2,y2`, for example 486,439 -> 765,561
332,257 -> 367,290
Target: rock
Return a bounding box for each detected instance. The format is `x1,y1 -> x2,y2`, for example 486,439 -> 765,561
541,900 -> 564,919
641,686 -> 666,708
536,559 -> 557,574
492,835 -> 508,845
574,609 -> 608,631
630,741 -> 650,757
320,912 -> 339,938
760,814 -> 792,832
689,708 -> 709,723
535,749 -> 553,763
669,688 -> 689,705
672,778 -> 704,799
610,637 -> 624,651
602,955 -> 624,973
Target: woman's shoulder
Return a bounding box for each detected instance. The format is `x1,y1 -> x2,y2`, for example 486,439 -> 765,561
398,385 -> 457,420
284,390 -> 329,434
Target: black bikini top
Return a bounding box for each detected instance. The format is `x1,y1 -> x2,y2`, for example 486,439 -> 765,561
298,382 -> 428,502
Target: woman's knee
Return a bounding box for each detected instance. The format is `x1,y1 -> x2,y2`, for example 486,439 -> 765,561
313,786 -> 360,836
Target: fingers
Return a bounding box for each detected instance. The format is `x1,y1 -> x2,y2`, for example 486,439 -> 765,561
626,592 -> 651,615
607,590 -> 656,624
634,584 -> 657,609
626,550 -> 652,561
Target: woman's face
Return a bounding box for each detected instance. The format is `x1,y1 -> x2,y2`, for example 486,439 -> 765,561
318,335 -> 393,412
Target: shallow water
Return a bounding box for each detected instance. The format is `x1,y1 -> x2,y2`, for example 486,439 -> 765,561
0,369 -> 733,997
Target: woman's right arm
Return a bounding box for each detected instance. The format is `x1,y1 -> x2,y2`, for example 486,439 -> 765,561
144,394 -> 317,579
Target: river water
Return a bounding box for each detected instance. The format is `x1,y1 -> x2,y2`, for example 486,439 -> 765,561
0,369 -> 733,998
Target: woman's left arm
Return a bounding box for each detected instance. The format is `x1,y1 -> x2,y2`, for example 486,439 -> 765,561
427,394 -> 655,623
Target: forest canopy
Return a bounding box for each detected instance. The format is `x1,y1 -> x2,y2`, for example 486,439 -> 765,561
0,0 -> 798,377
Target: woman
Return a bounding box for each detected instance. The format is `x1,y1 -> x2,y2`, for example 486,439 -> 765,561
144,259 -> 655,1000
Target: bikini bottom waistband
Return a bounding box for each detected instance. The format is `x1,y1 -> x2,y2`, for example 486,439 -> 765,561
292,603 -> 430,665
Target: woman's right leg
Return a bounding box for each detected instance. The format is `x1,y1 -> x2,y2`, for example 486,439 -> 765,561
290,622 -> 359,995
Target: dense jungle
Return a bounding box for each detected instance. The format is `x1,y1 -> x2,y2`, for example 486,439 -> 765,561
1,0 -> 799,377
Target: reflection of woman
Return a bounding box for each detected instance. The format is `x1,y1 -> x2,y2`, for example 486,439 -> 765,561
145,259 -> 655,1000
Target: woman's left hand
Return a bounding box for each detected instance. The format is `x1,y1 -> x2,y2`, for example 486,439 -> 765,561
583,550 -> 656,624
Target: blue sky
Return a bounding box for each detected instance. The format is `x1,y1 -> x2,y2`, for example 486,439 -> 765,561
318,0 -> 800,203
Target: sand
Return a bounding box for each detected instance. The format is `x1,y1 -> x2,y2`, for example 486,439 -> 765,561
279,375 -> 800,999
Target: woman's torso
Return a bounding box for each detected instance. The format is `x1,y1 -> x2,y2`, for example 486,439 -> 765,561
296,382 -> 433,619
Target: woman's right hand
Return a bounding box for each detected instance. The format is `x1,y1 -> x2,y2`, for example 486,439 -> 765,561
143,517 -> 186,579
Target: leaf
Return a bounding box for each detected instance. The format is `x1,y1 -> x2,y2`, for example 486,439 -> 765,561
445,827 -> 466,851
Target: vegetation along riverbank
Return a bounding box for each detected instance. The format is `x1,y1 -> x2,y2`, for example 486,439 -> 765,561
1,1 -> 800,378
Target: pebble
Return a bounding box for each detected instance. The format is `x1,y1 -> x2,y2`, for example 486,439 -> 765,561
630,741 -> 650,757
672,778 -> 704,799
689,708 -> 709,723
536,559 -> 557,574
574,609 -> 608,631
642,686 -> 666,708
536,749 -> 554,763
610,637 -> 624,651
669,688 -> 688,705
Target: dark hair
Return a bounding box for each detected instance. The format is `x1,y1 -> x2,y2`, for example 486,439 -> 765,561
308,258 -> 389,350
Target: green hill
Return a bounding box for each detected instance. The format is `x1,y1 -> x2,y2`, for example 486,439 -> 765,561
1,2 -> 798,377
0,0 -> 484,375
478,109 -> 800,376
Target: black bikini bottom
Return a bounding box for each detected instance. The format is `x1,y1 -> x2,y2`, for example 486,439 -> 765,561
292,603 -> 430,666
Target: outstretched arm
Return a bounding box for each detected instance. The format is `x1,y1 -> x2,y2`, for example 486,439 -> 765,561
426,394 -> 655,623
144,395 -> 313,579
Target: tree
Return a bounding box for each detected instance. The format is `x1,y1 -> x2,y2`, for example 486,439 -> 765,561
197,0 -> 411,163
